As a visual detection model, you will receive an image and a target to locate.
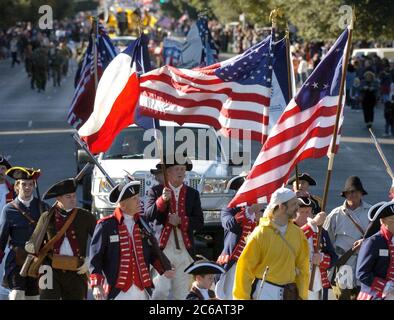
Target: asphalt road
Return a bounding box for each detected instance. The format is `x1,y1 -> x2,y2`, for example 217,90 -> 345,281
0,55 -> 393,299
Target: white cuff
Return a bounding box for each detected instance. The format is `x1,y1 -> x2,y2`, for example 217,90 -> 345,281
245,206 -> 256,221
307,217 -> 318,233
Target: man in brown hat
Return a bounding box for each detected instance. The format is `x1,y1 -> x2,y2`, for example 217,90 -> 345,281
0,166 -> 46,300
323,176 -> 371,300
29,178 -> 97,300
145,154 -> 204,300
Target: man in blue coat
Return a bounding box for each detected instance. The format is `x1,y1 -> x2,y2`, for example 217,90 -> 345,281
0,166 -> 45,300
356,201 -> 394,300
89,179 -> 174,300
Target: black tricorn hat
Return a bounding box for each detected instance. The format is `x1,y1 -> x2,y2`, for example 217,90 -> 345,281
341,176 -> 367,197
6,166 -> 41,181
298,196 -> 314,208
364,201 -> 394,238
0,155 -> 11,170
43,178 -> 77,200
150,168 -> 162,175
109,180 -> 140,204
156,154 -> 193,171
184,259 -> 225,275
288,172 -> 316,186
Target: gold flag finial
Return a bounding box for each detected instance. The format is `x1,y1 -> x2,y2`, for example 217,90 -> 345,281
269,8 -> 283,27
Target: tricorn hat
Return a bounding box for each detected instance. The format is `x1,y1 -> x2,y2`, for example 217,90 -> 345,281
43,178 -> 77,200
341,176 -> 367,197
364,201 -> 394,238
184,259 -> 225,275
0,155 -> 11,170
150,168 -> 162,175
156,153 -> 193,171
109,180 -> 140,204
288,172 -> 316,186
6,166 -> 41,181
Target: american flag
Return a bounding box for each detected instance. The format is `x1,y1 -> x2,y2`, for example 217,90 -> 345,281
228,29 -> 349,207
67,24 -> 118,129
139,35 -> 282,143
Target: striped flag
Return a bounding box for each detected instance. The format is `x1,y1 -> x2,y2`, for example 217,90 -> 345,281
67,24 -> 118,129
228,29 -> 349,207
77,38 -> 143,154
139,35 -> 285,143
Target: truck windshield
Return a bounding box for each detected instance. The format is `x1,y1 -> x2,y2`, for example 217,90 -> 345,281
103,126 -> 226,161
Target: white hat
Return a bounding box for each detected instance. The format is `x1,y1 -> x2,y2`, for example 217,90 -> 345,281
266,187 -> 296,211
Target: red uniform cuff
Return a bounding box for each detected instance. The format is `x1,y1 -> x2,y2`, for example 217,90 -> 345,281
371,277 -> 387,295
300,224 -> 314,239
319,254 -> 331,270
234,211 -> 247,225
156,196 -> 168,213
90,273 -> 105,287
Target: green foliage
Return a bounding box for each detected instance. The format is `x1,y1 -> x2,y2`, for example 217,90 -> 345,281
174,0 -> 393,41
0,0 -> 75,28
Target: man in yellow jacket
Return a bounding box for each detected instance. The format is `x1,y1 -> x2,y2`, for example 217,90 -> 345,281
233,187 -> 310,300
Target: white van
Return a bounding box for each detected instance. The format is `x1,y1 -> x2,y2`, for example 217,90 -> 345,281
352,48 -> 394,61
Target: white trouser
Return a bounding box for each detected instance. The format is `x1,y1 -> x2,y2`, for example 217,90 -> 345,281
9,290 -> 26,300
114,285 -> 148,300
152,231 -> 193,300
215,263 -> 236,300
308,290 -> 322,300
252,281 -> 284,300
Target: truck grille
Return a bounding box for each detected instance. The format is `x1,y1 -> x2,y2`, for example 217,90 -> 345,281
189,178 -> 201,190
134,178 -> 145,196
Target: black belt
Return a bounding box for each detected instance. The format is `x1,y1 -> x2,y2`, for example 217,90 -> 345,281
255,278 -> 286,288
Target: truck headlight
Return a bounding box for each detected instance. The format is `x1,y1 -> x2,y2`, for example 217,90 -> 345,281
203,210 -> 221,223
202,178 -> 227,193
97,178 -> 123,193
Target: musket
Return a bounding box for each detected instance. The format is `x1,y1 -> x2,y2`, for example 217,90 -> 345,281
73,133 -> 116,187
255,266 -> 269,300
369,128 -> 394,180
20,203 -> 57,277
20,163 -> 93,277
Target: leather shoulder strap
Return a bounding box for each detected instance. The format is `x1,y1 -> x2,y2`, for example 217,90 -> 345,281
11,200 -> 37,225
39,208 -> 78,255
274,226 -> 296,258
343,209 -> 365,236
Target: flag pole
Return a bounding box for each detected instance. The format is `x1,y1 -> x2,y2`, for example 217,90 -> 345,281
135,15 -> 181,250
92,16 -> 99,90
309,12 -> 354,292
284,24 -> 300,190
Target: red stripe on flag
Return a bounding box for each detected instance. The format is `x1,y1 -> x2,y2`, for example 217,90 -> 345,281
82,74 -> 140,154
228,146 -> 330,207
264,105 -> 338,150
140,76 -> 270,105
249,125 -> 336,179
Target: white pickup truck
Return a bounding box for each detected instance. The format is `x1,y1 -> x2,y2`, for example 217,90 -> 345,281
78,122 -> 260,259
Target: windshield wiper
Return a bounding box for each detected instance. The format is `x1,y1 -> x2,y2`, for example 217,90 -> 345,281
103,153 -> 127,159
122,154 -> 145,159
